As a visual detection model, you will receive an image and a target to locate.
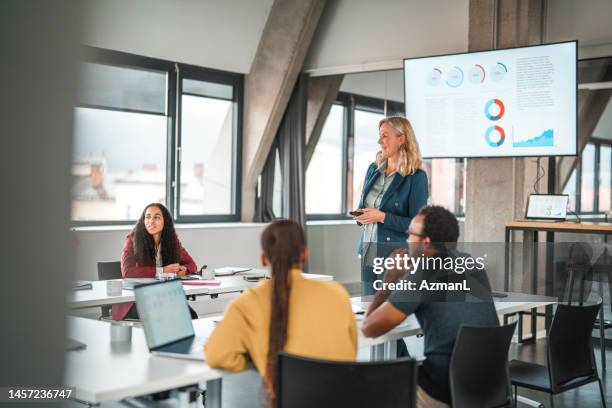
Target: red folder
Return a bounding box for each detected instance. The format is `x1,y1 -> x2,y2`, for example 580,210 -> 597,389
182,280 -> 221,286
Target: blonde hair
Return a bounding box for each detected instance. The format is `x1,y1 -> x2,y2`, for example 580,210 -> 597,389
376,116 -> 423,176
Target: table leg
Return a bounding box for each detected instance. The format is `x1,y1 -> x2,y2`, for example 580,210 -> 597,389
531,231 -> 538,340
504,227 -> 511,292
600,303 -> 606,370
384,340 -> 398,360
370,344 -> 385,361
545,231 -> 555,331
532,231 -> 538,295
205,378 -> 222,408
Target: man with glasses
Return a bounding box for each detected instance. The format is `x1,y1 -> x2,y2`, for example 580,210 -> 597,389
362,205 -> 498,408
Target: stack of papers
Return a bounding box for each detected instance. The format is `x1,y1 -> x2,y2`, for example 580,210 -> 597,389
182,280 -> 221,286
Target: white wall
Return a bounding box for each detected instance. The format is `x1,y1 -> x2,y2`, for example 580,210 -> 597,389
306,0 -> 612,77
72,222 -> 362,285
81,0 -> 273,73
547,0 -> 612,59
305,0 -> 470,75
73,219 -> 467,285
306,221 -> 361,283
340,69 -> 404,102
593,98 -> 612,141
73,223 -> 267,280
80,0 -> 612,76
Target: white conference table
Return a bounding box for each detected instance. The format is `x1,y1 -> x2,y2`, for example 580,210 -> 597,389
353,292 -> 558,359
67,271 -> 333,310
65,292 -> 556,407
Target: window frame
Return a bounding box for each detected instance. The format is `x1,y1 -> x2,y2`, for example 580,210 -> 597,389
572,139 -> 612,215
72,47 -> 243,226
174,64 -> 243,223
306,92 -> 405,221
306,91 -> 467,220
306,97 -> 350,220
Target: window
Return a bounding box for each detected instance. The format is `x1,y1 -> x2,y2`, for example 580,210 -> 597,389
580,144 -> 596,212
72,108 -> 168,220
600,145 -> 611,213
179,78 -> 237,217
564,141 -> 612,215
425,158 -> 466,216
353,108 -> 384,209
563,169 -> 577,213
72,48 -> 242,224
306,104 -> 345,214
305,92 -> 465,219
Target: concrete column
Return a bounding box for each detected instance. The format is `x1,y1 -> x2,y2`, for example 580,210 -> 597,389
1,0 -> 78,388
241,0 -> 326,221
464,0 -> 546,242
305,74 -> 343,166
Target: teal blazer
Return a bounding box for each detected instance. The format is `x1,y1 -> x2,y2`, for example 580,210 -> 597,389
357,163 -> 429,254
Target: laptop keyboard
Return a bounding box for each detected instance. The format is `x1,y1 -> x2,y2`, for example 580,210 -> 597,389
191,336 -> 207,352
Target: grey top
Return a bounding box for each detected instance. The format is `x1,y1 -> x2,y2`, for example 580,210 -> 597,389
155,244 -> 163,276
388,254 -> 498,404
361,162 -> 395,263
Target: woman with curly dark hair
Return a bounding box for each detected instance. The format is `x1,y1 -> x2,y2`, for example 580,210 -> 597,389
111,203 -> 197,320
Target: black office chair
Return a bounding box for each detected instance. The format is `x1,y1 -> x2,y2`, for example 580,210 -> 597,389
562,243 -> 593,306
97,261 -> 122,319
592,247 -> 612,369
450,322 -> 517,408
276,352 -> 417,408
510,301 -> 605,408
559,243 -> 612,370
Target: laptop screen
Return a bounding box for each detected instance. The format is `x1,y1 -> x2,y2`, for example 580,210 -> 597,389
134,280 -> 194,350
526,194 -> 569,220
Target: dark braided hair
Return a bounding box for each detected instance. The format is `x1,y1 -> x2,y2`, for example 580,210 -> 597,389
260,220 -> 305,406
132,203 -> 179,266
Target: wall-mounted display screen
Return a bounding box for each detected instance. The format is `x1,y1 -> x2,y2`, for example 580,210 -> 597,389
404,41 -> 577,158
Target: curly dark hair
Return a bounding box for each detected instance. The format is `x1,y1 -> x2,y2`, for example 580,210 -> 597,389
418,205 -> 460,245
132,203 -> 179,266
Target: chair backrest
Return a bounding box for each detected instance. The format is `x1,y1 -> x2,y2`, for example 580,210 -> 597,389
97,261 -> 121,317
449,322 -> 517,408
97,261 -> 122,281
276,352 -> 417,408
563,243 -> 594,305
548,301 -> 601,391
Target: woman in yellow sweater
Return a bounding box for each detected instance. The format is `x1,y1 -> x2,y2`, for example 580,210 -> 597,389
205,219 -> 357,405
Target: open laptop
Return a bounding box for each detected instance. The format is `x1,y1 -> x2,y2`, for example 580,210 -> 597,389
134,279 -> 205,361
525,194 -> 569,221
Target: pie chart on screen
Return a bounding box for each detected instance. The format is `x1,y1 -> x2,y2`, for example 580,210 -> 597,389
428,68 -> 442,86
485,125 -> 506,147
485,98 -> 505,121
469,64 -> 486,83
446,66 -> 464,87
490,62 -> 508,81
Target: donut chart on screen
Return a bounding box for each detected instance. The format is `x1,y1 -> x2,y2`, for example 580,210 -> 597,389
485,125 -> 506,147
428,68 -> 442,86
469,64 -> 486,83
446,66 -> 464,87
484,98 -> 505,120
